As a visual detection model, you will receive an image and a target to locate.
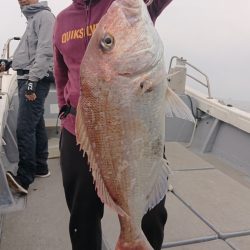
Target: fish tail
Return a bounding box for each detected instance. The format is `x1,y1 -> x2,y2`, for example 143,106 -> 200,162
115,233 -> 153,250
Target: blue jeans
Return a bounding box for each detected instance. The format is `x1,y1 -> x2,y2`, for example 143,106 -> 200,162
16,79 -> 50,187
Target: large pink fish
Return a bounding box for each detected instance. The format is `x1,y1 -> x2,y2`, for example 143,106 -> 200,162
76,0 -> 194,249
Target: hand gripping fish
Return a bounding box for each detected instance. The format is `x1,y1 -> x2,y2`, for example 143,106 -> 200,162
76,0 -> 194,249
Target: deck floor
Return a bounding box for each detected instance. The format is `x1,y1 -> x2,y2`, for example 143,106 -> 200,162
1,142 -> 250,250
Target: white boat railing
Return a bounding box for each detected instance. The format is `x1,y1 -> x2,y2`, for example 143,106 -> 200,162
1,37 -> 21,59
168,56 -> 212,99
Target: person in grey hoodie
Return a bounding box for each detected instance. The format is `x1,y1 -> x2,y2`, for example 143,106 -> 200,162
0,0 -> 55,195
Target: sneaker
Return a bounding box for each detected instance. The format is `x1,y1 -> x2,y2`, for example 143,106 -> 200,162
6,172 -> 28,195
35,169 -> 51,178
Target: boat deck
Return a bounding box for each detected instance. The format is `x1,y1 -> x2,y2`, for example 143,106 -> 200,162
1,140 -> 250,250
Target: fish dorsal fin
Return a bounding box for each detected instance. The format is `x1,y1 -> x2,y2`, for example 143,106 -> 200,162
75,100 -> 128,218
165,87 -> 195,123
144,159 -> 169,213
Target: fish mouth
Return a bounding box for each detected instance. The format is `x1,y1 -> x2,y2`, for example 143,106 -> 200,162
111,0 -> 163,77
116,0 -> 142,25
117,0 -> 141,9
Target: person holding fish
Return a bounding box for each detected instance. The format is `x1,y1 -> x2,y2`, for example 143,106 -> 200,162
53,0 -> 177,249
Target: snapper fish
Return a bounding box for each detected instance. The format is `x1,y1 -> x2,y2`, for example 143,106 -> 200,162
76,0 -> 194,249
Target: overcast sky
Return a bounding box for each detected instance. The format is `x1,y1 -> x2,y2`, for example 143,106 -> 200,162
1,0 -> 250,102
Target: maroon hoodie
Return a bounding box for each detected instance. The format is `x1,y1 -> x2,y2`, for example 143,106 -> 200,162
53,0 -> 173,136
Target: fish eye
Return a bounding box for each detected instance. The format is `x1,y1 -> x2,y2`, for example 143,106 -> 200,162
100,33 -> 115,52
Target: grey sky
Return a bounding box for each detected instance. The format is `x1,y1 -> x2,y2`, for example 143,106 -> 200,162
1,0 -> 249,101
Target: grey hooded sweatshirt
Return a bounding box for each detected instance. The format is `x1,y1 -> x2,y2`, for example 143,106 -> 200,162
12,1 -> 55,82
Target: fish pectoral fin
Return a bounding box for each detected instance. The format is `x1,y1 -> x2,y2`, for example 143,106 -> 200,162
165,87 -> 195,123
144,160 -> 169,213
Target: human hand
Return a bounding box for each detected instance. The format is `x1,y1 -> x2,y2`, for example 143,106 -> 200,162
144,0 -> 153,5
0,61 -> 6,72
25,81 -> 37,101
0,59 -> 12,72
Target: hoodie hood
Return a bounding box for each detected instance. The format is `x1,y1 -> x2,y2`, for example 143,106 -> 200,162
21,1 -> 51,17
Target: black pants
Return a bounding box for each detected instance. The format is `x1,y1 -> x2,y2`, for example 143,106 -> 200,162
16,79 -> 50,187
60,128 -> 167,250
